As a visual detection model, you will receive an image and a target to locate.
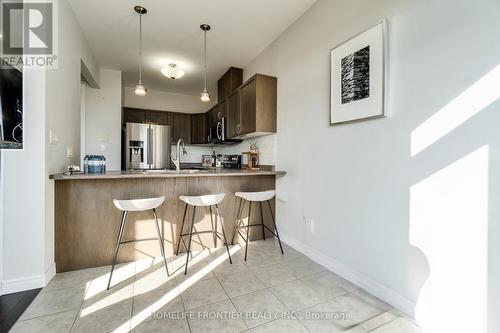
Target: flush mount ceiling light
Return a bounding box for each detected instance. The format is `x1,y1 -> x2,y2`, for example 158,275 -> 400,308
200,24 -> 211,102
134,5 -> 147,96
161,63 -> 185,80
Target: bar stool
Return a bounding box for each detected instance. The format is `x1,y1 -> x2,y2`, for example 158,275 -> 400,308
107,196 -> 169,290
176,193 -> 232,275
233,190 -> 284,261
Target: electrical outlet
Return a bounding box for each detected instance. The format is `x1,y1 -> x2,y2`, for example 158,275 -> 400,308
97,133 -> 108,142
310,219 -> 316,234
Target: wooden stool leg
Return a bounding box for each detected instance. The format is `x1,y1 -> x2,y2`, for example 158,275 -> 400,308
153,208 -> 169,276
107,211 -> 128,290
184,206 -> 196,275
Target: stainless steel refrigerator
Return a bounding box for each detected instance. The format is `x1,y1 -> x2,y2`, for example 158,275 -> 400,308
125,123 -> 172,170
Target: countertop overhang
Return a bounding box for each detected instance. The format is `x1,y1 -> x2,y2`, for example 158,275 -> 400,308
50,168 -> 286,180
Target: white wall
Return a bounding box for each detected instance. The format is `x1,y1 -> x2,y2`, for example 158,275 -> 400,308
1,70 -> 47,293
243,0 -> 500,331
85,69 -> 122,170
124,87 -> 216,113
44,0 -> 100,283
1,0 -> 100,293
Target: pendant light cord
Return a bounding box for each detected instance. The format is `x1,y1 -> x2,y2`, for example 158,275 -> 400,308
139,13 -> 143,83
203,29 -> 207,89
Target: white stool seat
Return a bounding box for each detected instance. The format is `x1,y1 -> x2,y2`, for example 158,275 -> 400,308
235,190 -> 275,202
179,193 -> 225,207
113,196 -> 165,212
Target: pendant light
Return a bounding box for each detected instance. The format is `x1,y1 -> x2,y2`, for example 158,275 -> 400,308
200,24 -> 211,102
134,6 -> 147,96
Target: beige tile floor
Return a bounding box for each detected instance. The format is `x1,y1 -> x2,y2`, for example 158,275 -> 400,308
10,240 -> 421,333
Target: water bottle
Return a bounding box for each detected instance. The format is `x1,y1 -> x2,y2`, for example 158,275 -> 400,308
84,155 -> 89,173
99,155 -> 104,173
88,155 -> 93,173
97,155 -> 102,173
90,155 -> 97,174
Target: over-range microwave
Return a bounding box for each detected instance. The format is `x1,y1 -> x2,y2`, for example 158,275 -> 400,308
208,117 -> 241,145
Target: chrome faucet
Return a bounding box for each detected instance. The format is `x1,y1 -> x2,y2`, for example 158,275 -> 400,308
171,139 -> 187,172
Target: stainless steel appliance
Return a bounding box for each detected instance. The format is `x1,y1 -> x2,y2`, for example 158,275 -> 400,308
222,155 -> 242,169
125,123 -> 172,170
209,117 -> 241,145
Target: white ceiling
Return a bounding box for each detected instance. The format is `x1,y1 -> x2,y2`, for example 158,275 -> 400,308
69,0 -> 316,96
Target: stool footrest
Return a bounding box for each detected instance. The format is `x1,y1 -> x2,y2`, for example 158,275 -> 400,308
236,224 -> 277,238
119,237 -> 162,244
180,231 -> 227,245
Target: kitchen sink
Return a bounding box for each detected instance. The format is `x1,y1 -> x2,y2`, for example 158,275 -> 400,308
138,168 -> 209,174
176,169 -> 209,174
143,169 -> 168,174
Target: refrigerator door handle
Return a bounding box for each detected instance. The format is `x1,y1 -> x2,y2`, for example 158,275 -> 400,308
147,127 -> 153,167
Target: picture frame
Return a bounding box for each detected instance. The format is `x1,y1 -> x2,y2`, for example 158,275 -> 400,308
330,20 -> 387,124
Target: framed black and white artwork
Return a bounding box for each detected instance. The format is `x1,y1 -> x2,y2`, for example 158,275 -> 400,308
330,20 -> 387,124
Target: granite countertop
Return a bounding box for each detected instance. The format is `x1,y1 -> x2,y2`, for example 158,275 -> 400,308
50,167 -> 286,180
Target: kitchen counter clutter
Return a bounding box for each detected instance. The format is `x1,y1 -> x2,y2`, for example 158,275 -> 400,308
52,167 -> 285,272
50,167 -> 285,180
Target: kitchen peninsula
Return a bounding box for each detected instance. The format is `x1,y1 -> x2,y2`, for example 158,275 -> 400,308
50,168 -> 285,272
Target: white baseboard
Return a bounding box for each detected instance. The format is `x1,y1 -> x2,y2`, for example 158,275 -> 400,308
1,263 -> 56,295
45,262 -> 56,284
280,232 -> 416,318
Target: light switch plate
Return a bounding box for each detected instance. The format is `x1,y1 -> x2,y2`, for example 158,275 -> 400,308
96,133 -> 109,142
49,129 -> 58,145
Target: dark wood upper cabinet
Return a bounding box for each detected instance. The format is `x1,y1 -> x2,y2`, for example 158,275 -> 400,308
240,77 -> 257,135
227,90 -> 241,138
217,67 -> 243,102
171,112 -> 192,144
124,108 -> 170,126
124,107 -> 147,124
208,105 -> 219,127
191,113 -> 208,144
238,74 -> 277,138
149,110 -> 171,126
218,99 -> 228,121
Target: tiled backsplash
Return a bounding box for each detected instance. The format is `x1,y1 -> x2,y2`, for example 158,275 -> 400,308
181,134 -> 276,166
